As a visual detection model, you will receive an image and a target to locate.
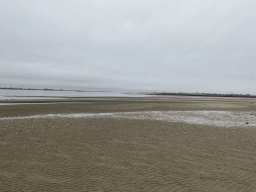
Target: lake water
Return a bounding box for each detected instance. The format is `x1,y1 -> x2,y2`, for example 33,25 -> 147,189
0,89 -> 147,100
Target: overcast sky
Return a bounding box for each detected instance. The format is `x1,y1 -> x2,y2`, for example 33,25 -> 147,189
1,0 -> 256,94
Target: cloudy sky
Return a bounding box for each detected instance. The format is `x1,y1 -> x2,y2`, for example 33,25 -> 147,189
1,0 -> 256,94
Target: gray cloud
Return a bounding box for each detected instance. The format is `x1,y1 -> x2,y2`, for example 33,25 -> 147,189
1,0 -> 256,93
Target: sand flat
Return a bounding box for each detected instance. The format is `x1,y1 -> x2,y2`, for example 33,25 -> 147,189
0,96 -> 256,191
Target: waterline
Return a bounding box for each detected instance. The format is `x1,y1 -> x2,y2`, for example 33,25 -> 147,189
1,111 -> 255,127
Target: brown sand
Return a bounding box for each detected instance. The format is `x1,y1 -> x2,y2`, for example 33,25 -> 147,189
0,96 -> 256,191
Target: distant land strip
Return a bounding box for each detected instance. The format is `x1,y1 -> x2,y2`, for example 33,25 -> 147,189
0,87 -> 106,92
149,92 -> 256,98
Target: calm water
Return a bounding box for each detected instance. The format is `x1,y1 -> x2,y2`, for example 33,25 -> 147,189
0,89 -> 147,100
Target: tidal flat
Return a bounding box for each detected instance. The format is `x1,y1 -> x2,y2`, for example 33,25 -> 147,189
0,96 -> 256,191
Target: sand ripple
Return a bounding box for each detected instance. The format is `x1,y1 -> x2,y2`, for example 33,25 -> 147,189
1,117 -> 256,191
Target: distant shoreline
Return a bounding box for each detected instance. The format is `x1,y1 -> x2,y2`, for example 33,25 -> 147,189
0,87 -> 107,92
2,87 -> 256,99
149,92 -> 256,98
0,87 -> 73,91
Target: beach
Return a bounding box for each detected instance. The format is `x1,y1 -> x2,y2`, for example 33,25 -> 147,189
1,96 -> 256,191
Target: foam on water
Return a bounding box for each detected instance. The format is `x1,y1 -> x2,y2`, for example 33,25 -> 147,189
1,111 -> 255,127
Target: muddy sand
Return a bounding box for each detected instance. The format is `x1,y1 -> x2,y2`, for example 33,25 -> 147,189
0,96 -> 256,191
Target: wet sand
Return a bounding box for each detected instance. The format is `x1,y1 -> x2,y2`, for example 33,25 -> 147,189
1,96 -> 256,191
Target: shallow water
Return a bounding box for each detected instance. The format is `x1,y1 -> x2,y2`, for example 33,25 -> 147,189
1,110 -> 255,128
0,102 -> 90,105
0,89 -> 147,100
